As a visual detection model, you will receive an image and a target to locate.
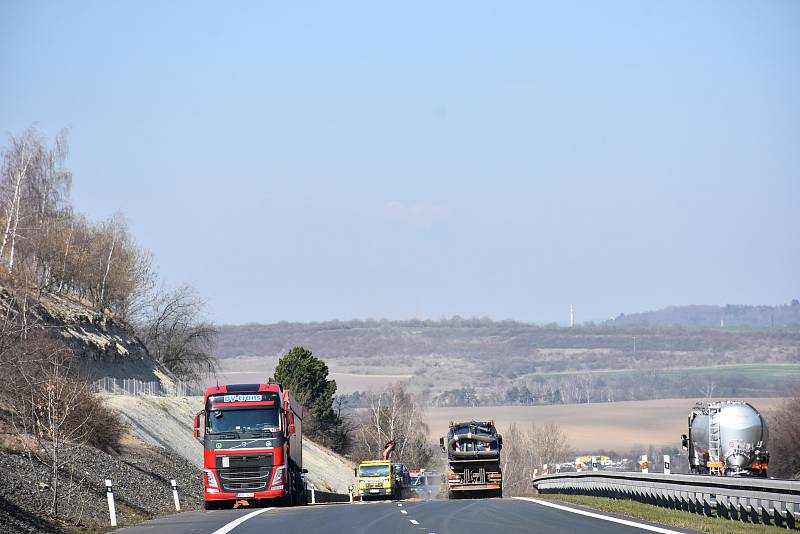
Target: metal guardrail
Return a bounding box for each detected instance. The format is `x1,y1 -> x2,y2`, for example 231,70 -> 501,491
533,471 -> 800,529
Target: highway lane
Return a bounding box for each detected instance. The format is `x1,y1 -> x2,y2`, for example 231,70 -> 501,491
118,498 -> 700,534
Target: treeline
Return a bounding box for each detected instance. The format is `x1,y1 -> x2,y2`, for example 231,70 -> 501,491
0,127 -> 216,381
428,367 -> 799,407
608,302 -> 800,328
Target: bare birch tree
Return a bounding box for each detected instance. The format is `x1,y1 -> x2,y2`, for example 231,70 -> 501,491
352,383 -> 433,468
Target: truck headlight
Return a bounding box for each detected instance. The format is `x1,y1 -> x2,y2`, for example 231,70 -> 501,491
204,469 -> 218,488
272,467 -> 284,486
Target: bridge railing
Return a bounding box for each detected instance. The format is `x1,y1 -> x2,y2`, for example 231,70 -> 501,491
532,471 -> 800,530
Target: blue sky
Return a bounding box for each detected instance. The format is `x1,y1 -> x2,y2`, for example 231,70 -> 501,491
1,1 -> 798,324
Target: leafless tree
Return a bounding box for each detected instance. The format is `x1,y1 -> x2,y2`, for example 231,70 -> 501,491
500,422 -> 572,496
767,394 -> 800,479
352,383 -> 433,468
137,285 -> 218,382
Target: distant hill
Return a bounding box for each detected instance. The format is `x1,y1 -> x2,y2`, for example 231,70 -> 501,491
214,318 -> 800,405
607,301 -> 800,328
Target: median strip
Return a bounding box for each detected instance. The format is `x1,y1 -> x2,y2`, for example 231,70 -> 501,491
513,497 -> 685,534
210,508 -> 272,534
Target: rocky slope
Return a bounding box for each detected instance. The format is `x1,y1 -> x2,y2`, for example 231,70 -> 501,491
0,434 -> 202,533
0,286 -> 165,382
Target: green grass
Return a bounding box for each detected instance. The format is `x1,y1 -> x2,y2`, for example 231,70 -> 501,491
534,493 -> 787,534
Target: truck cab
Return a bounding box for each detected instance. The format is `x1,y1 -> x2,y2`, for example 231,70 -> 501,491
194,383 -> 307,508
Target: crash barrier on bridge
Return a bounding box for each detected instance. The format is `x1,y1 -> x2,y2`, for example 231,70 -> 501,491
533,471 -> 800,529
306,489 -> 350,504
95,377 -> 204,396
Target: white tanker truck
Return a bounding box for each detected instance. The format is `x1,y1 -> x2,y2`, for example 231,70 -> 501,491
681,401 -> 769,477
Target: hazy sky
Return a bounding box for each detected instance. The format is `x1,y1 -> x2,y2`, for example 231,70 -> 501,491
1,1 -> 798,324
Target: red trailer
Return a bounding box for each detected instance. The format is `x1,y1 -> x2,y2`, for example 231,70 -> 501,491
194,383 -> 306,509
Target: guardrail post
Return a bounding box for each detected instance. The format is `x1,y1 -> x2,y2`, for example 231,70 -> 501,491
105,479 -> 117,527
171,479 -> 181,511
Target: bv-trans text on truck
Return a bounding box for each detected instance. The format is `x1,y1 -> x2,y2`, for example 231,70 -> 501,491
193,383 -> 307,509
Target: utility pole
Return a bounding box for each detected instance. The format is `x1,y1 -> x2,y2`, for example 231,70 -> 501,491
569,304 -> 574,327
633,336 -> 636,353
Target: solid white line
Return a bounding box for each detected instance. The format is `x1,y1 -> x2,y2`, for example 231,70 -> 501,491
410,519 -> 419,525
513,498 -> 685,534
210,507 -> 272,534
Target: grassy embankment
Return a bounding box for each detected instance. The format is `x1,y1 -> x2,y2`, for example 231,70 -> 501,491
536,493 -> 787,534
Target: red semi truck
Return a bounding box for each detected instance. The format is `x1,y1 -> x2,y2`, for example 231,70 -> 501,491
194,383 -> 307,509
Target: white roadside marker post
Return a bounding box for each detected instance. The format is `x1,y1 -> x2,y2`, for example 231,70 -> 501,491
663,455 -> 671,475
641,454 -> 649,473
592,456 -> 598,471
105,479 -> 117,527
171,479 -> 181,511
310,483 -> 316,504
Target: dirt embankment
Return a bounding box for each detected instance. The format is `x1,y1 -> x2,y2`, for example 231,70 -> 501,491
104,394 -> 355,493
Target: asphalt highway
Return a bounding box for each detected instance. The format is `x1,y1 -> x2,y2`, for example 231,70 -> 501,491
118,498 -> 700,534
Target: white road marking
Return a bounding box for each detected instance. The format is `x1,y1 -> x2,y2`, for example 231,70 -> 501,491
398,503 -> 403,507
513,497 -> 685,534
400,509 -> 408,514
210,507 -> 272,534
410,519 -> 419,525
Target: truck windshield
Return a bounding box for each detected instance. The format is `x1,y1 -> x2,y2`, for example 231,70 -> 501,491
207,408 -> 279,433
360,465 -> 390,477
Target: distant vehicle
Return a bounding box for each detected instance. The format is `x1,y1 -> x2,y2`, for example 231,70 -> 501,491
194,383 -> 307,509
354,441 -> 412,500
682,401 -> 769,477
440,420 -> 503,498
410,469 -> 439,499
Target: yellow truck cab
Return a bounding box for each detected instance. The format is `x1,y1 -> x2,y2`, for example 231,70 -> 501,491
355,460 -> 411,500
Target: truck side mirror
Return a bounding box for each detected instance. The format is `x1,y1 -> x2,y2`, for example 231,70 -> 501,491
498,435 -> 503,450
193,411 -> 203,441
439,437 -> 445,452
681,434 -> 689,451
353,468 -> 357,477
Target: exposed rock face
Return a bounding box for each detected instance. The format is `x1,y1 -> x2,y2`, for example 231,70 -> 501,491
0,287 -> 163,382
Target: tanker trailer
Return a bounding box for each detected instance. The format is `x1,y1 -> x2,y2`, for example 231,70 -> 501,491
681,401 -> 769,477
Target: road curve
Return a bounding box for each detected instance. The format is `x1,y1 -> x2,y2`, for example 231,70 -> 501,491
117,498 -> 699,534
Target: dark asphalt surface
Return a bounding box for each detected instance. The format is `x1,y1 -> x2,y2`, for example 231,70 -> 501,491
117,498 -> 699,534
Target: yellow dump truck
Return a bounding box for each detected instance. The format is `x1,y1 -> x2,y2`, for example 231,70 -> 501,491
355,460 -> 404,500
353,440 -> 412,501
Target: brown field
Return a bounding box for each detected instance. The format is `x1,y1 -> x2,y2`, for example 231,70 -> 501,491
425,397 -> 787,452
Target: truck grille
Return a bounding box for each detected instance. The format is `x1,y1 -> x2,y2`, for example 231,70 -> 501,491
216,454 -> 273,492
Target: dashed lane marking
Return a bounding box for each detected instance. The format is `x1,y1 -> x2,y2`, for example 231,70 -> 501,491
513,497 -> 686,534
400,510 -> 408,514
410,519 -> 419,525
210,507 -> 272,534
